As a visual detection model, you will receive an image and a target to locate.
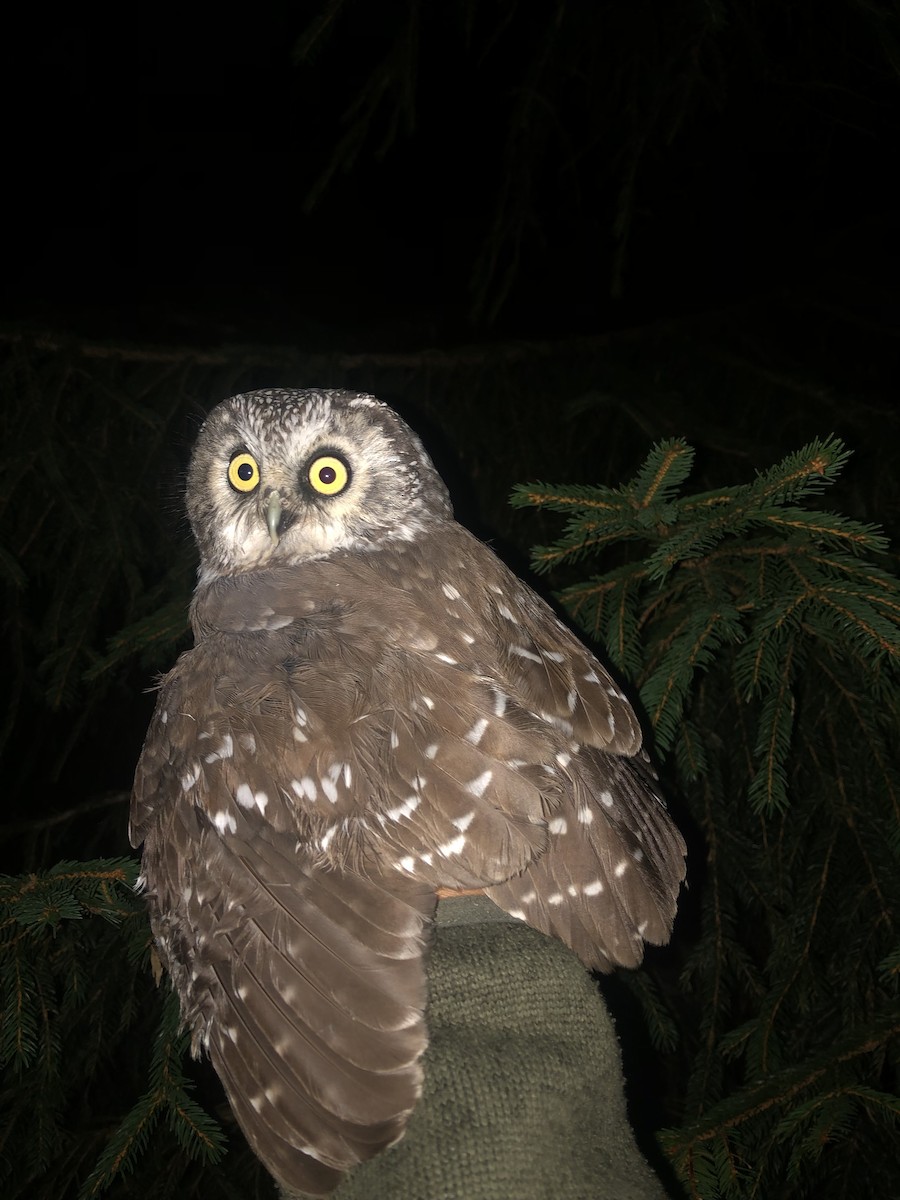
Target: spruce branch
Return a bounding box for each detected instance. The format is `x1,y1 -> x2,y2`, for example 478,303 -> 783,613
0,862 -> 142,1074
85,596 -> 191,680
662,1012 -> 900,1158
1,858 -> 227,1198
79,993 -> 226,1199
515,434 -> 900,1196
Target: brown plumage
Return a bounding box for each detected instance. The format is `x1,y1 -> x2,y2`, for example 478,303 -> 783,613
130,388 -> 686,1196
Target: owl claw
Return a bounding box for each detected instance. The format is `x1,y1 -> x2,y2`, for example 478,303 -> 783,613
266,491 -> 283,546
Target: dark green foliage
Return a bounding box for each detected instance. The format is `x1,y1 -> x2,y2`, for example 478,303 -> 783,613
1,861 -> 153,1196
514,439 -> 900,1197
79,992 -> 226,1199
0,863 -> 265,1200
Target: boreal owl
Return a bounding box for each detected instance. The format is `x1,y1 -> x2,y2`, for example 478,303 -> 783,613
130,388 -> 685,1196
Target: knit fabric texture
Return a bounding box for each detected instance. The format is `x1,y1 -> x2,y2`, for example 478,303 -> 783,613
280,896 -> 669,1200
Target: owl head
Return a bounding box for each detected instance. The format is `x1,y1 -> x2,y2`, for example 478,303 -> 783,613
186,388 -> 452,582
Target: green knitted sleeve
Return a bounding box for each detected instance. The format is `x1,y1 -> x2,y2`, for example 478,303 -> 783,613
282,896 -> 670,1200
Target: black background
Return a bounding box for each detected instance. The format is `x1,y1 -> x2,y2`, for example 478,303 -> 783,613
3,1 -> 897,350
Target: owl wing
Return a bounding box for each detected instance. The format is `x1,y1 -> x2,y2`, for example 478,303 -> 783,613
131,659 -> 435,1198
485,745 -> 684,970
188,545 -> 684,974
306,528 -> 685,974
451,532 -> 686,971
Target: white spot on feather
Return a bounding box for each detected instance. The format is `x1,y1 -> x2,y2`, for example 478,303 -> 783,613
547,892 -> 564,906
511,645 -> 542,663
385,795 -> 420,822
318,826 -> 337,852
321,777 -> 339,804
452,810 -> 475,832
435,652 -> 458,665
438,833 -> 467,857
296,776 -> 318,802
212,809 -> 237,835
181,763 -> 201,792
465,718 -> 488,745
442,583 -> 461,600
466,770 -> 493,798
583,669 -> 600,684
497,603 -> 516,621
205,734 -> 233,763
584,879 -> 604,896
578,804 -> 594,825
614,860 -> 629,877
549,816 -> 567,835
600,790 -> 614,808
424,743 -> 439,759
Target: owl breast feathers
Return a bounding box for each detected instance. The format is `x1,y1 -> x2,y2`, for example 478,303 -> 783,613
130,387 -> 686,1196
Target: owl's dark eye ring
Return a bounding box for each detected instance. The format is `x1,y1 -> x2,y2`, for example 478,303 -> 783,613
228,452 -> 260,493
307,453 -> 350,497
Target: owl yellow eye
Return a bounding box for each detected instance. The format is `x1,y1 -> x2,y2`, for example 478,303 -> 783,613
308,454 -> 350,496
228,452 -> 260,493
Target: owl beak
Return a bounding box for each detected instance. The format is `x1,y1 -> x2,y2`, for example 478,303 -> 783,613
265,490 -> 283,546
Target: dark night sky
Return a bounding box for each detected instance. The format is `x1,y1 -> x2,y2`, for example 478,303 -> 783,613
2,3 -> 898,349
